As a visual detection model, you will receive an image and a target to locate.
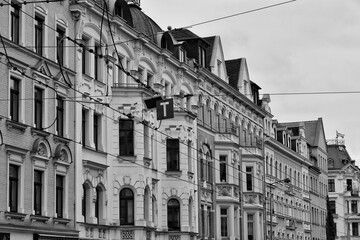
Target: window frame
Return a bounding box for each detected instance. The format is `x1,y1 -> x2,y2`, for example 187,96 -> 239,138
219,156 -> 227,182
33,169 -> 43,215
246,166 -> 253,191
55,174 -> 64,218
167,199 -> 180,231
34,14 -> 44,55
9,164 -> 19,212
56,26 -> 65,65
120,188 -> 134,225
10,76 -> 20,122
166,139 -> 180,171
56,95 -> 65,136
119,119 -> 134,156
34,87 -> 44,129
220,208 -> 228,237
10,2 -> 20,44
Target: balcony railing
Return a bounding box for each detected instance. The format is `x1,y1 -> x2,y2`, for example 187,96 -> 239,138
113,82 -> 144,89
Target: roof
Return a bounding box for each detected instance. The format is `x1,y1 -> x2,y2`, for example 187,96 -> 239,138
225,58 -> 242,90
170,28 -> 202,41
327,144 -> 353,170
128,4 -> 163,43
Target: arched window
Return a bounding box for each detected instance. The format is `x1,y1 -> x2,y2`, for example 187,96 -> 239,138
206,100 -> 212,128
188,197 -> 193,230
152,195 -> 157,225
167,199 -> 180,231
120,188 -> 134,225
95,185 -> 105,224
82,182 -> 92,223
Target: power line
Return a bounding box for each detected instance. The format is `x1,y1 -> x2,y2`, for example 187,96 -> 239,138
180,0 -> 297,29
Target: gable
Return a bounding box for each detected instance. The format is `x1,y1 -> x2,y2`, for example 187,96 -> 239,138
32,60 -> 52,78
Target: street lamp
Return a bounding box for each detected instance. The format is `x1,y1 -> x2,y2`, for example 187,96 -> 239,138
268,178 -> 291,240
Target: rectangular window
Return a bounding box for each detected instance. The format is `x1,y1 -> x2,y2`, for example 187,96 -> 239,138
34,170 -> 43,215
220,156 -> 227,182
146,72 -> 153,88
93,113 -> 99,150
347,179 -> 353,191
353,223 -> 359,236
56,96 -> 64,136
187,141 -> 192,172
220,208 -> 228,237
56,26 -> 65,65
179,47 -> 186,63
94,43 -> 101,80
11,3 -> 20,44
35,15 -> 44,55
10,76 -> 20,122
56,175 -> 64,218
34,87 -> 43,129
119,120 -> 134,156
198,46 -> 206,67
82,108 -> 87,146
329,200 -> 336,214
166,139 -> 179,171
352,200 -> 358,214
82,38 -> 88,75
328,179 -> 335,192
246,167 -> 253,191
248,214 -> 254,240
9,164 -> 19,212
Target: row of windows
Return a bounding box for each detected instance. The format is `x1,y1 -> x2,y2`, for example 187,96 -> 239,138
10,4 -> 67,65
10,76 -> 67,136
9,164 -> 66,218
328,178 -> 355,193
82,185 -> 188,231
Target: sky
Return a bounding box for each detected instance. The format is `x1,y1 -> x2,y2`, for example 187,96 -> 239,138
141,0 -> 360,163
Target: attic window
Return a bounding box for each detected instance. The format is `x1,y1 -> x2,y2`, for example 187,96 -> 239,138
179,47 -> 186,63
198,46 -> 206,67
114,1 -> 124,17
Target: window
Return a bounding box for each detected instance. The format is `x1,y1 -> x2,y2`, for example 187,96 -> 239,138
179,47 -> 186,63
198,46 -> 206,67
56,175 -> 64,218
94,43 -> 101,80
353,223 -> 359,236
56,96 -> 64,136
167,199 -> 180,231
347,179 -> 353,191
11,3 -> 20,44
146,71 -> 153,88
352,200 -> 358,214
82,184 -> 89,222
248,214 -> 254,240
82,37 -> 88,75
166,139 -> 179,171
9,164 -> 19,212
220,156 -> 226,182
34,87 -> 43,129
56,26 -> 65,65
328,179 -> 335,192
35,15 -> 44,55
120,188 -> 134,225
329,201 -> 336,214
119,119 -> 134,156
220,208 -> 228,237
82,108 -> 87,146
187,141 -> 192,173
144,188 -> 150,221
206,153 -> 212,182
246,167 -> 253,191
93,113 -> 99,150
34,170 -> 43,215
95,185 -> 104,224
10,77 -> 20,122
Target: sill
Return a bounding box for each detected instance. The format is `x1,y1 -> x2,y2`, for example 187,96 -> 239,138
30,214 -> 50,223
118,155 -> 136,163
53,135 -> 71,144
53,217 -> 71,225
4,211 -> 26,221
165,170 -> 182,177
6,119 -> 27,133
31,128 -> 50,138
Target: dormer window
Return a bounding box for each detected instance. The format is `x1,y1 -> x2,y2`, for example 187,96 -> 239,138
198,46 -> 206,67
115,4 -> 123,17
179,47 -> 186,63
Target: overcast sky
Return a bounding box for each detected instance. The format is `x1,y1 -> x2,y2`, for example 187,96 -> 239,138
141,0 -> 360,163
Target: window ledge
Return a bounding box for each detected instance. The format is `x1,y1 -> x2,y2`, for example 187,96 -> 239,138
53,217 -> 71,225
6,119 -> 27,133
165,170 -> 182,177
31,128 -> 50,138
53,135 -> 71,144
4,211 -> 26,221
118,155 -> 136,163
30,215 -> 51,223
143,157 -> 152,166
187,171 -> 194,179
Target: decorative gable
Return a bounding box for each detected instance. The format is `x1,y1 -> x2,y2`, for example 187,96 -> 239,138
33,60 -> 52,78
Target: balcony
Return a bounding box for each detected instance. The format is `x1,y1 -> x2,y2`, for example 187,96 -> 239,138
266,214 -> 278,224
303,222 -> 311,232
302,191 -> 310,201
243,192 -> 264,207
216,183 -> 240,201
286,219 -> 296,230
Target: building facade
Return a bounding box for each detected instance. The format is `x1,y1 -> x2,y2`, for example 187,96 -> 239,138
264,117 -> 328,240
327,136 -> 360,240
0,0 -> 78,239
